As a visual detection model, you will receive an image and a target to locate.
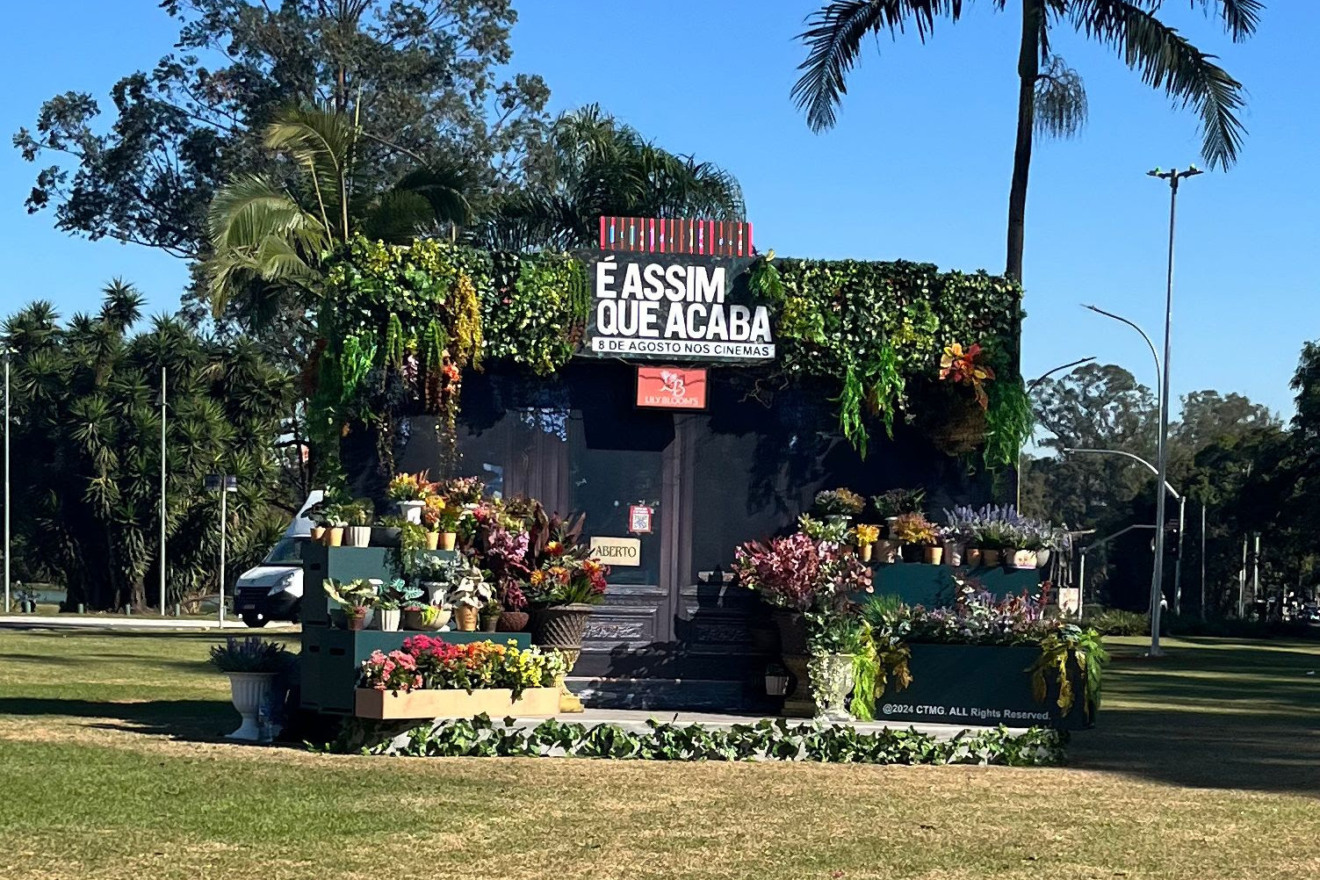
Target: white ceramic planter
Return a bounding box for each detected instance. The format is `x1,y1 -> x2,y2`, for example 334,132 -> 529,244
345,526 -> 371,548
1036,549 -> 1052,568
226,671 -> 276,741
378,608 -> 401,632
398,500 -> 426,524
1010,549 -> 1038,570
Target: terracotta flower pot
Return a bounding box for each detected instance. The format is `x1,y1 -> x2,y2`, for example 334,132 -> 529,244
326,527 -> 344,547
453,605 -> 479,632
924,545 -> 944,565
441,532 -> 458,552
425,531 -> 440,551
982,548 -> 1001,567
966,547 -> 983,567
497,611 -> 530,632
310,526 -> 326,543
346,609 -> 369,631
860,543 -> 873,563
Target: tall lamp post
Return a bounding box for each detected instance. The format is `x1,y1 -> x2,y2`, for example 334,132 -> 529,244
1145,165 -> 1202,656
3,345 -> 11,615
157,367 -> 167,616
205,473 -> 238,626
1063,446 -> 1184,653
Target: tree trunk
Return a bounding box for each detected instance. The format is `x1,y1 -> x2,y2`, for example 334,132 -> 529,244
1005,1 -> 1043,284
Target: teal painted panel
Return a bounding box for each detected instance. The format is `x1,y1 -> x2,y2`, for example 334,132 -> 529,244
300,545 -> 457,626
874,643 -> 1091,730
870,563 -> 1040,607
299,625 -> 532,715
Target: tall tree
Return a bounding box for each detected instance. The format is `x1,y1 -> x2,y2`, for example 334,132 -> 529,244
3,287 -> 292,610
13,0 -> 548,268
791,1 -> 1259,282
476,105 -> 745,252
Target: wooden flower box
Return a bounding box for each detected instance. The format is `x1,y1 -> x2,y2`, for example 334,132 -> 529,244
354,686 -> 560,720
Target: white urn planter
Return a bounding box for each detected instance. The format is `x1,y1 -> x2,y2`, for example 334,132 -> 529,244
225,671 -> 276,741
398,500 -> 426,524
345,526 -> 371,548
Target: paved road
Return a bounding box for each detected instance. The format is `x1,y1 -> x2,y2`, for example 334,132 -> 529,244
0,615 -> 299,631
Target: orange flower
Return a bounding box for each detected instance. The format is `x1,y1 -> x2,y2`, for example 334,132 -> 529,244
529,570 -> 546,586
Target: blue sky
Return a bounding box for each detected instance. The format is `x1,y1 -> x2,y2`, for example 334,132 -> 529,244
2,1 -> 1316,416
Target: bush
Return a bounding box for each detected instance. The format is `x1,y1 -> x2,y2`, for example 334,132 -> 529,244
209,637 -> 292,673
1083,608 -> 1149,637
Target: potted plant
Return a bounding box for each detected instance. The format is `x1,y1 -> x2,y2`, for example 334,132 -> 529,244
479,598 -> 502,633
496,580 -> 530,632
414,553 -> 454,606
942,506 -> 980,568
322,503 -> 347,547
812,487 -> 865,527
892,513 -> 940,564
523,514 -> 609,652
804,610 -> 864,722
438,507 -> 460,552
853,523 -> 880,563
344,500 -> 373,548
450,563 -> 493,632
734,532 -> 872,717
209,636 -> 291,741
387,470 -> 434,524
376,579 -> 421,632
764,662 -> 790,697
402,602 -> 451,632
871,488 -> 926,538
371,514 -> 405,548
324,578 -> 379,631
420,496 -> 445,550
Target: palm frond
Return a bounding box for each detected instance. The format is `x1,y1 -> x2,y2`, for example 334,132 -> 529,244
1034,54 -> 1088,138
793,1 -> 964,132
1188,0 -> 1262,42
1070,0 -> 1246,169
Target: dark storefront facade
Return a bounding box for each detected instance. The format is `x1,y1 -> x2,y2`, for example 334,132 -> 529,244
391,362 -> 995,709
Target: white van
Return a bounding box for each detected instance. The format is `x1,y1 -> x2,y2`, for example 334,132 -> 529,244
234,491 -> 323,628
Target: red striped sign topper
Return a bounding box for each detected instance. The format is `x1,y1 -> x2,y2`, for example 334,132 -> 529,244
598,217 -> 753,257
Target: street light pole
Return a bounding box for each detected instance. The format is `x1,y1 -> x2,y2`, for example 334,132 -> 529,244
1146,165 -> 1202,656
158,366 -> 167,616
3,347 -> 10,615
1062,446 -> 1183,651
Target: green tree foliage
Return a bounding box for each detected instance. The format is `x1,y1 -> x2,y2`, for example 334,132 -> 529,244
1023,362 -> 1292,615
476,105 -> 745,252
13,0 -> 548,266
3,286 -> 292,611
791,0 -> 1259,281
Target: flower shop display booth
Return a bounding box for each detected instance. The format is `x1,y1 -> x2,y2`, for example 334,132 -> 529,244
301,218 -> 1097,729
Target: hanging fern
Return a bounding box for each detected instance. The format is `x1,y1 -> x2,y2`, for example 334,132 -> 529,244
983,376 -> 1033,470
384,313 -> 406,368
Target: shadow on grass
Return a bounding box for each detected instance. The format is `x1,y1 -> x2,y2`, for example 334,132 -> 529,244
1072,639 -> 1320,795
0,697 -> 235,741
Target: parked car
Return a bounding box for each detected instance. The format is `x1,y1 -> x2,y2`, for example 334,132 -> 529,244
235,491 -> 322,628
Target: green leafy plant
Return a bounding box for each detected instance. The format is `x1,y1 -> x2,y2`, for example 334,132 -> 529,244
812,487 -> 865,517
871,488 -> 926,518
1029,625 -> 1109,721
892,513 -> 938,546
209,637 -> 291,674
342,714 -> 1066,766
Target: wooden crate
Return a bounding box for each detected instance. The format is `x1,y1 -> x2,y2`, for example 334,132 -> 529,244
354,686 -> 560,720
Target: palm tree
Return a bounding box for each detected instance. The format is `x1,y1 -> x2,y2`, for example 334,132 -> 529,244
478,105 -> 745,252
206,105 -> 471,318
792,1 -> 1260,282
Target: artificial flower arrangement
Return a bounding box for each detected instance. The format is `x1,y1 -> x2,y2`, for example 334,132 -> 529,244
387,471 -> 436,502
359,636 -> 567,700
324,577 -> 380,630
733,531 -> 873,612
891,513 -> 938,546
811,487 -> 866,518
940,341 -> 996,409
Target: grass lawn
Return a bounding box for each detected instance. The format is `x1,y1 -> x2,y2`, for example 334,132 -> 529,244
1,631 -> 1319,879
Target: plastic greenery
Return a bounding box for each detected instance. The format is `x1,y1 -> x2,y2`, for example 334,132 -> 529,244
812,487 -> 866,516
342,714 -> 1067,766
1030,625 -> 1109,720
209,636 -> 290,673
